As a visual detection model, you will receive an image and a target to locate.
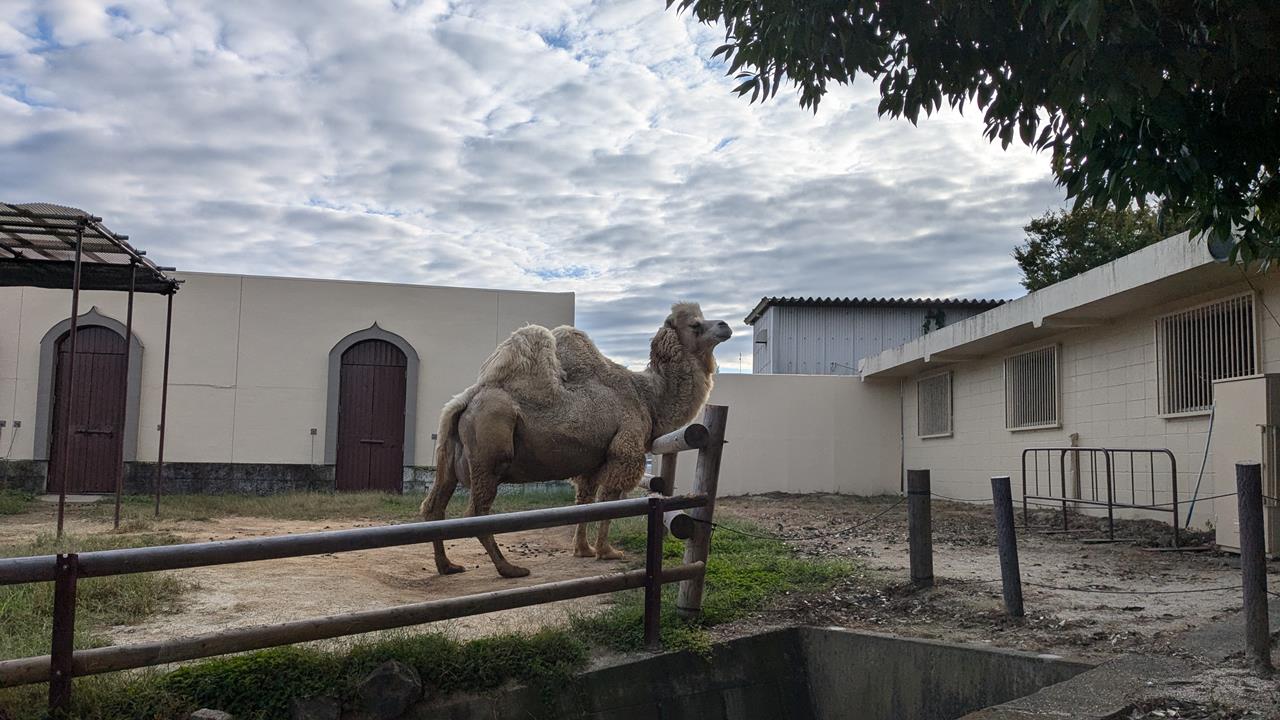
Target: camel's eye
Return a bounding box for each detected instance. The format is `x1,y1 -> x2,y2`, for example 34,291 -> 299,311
690,322 -> 703,333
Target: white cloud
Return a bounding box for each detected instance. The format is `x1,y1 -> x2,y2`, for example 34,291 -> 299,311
0,0 -> 1064,370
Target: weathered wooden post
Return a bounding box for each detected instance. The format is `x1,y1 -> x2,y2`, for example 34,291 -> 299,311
907,469 -> 934,588
676,404 -> 727,619
48,553 -> 79,713
643,496 -> 665,650
991,475 -> 1025,618
1236,463 -> 1273,675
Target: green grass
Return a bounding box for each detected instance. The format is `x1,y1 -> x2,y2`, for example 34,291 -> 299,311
0,532 -> 192,661
571,516 -> 855,654
73,487 -> 578,526
0,503 -> 856,719
0,490 -> 35,515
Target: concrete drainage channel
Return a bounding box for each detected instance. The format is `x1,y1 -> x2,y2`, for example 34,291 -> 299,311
395,627 -> 1093,720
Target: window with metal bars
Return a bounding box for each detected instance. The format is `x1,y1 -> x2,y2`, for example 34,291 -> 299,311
1004,345 -> 1059,430
917,372 -> 952,438
1156,293 -> 1257,415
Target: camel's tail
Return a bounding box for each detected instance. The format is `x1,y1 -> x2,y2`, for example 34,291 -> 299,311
419,387 -> 475,518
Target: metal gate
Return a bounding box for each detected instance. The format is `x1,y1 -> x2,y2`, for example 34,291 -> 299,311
1021,446 -> 1180,546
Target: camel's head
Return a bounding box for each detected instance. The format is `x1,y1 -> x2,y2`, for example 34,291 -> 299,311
651,302 -> 732,370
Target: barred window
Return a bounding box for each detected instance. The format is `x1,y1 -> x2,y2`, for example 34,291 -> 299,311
917,372 -> 953,438
1156,294 -> 1257,415
1005,345 -> 1059,430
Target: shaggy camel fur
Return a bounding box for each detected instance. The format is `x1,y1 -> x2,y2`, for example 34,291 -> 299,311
420,302 -> 731,578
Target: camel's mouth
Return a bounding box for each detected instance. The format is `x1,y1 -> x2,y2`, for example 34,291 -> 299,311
711,321 -> 733,342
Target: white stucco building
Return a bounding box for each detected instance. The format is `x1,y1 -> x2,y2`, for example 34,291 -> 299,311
0,273 -> 573,495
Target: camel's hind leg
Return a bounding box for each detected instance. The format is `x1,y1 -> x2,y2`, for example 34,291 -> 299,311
420,457 -> 464,575
467,478 -> 530,578
571,476 -> 597,557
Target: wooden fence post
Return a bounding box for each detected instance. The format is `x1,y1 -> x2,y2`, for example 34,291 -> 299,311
991,476 -> 1025,618
643,497 -> 665,649
49,553 -> 79,715
658,454 -> 678,497
907,469 -> 934,588
676,405 -> 727,619
1236,463 -> 1273,675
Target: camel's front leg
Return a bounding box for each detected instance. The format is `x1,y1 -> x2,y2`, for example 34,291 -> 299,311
571,476 -> 597,558
591,446 -> 646,561
593,486 -> 627,561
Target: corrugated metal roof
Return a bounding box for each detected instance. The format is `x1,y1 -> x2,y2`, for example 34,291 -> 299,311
744,296 -> 1006,325
0,202 -> 180,294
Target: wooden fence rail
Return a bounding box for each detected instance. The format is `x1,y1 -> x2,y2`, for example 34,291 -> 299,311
0,405 -> 728,715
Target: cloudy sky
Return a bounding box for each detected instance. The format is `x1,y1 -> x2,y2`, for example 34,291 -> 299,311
1,0 -> 1066,370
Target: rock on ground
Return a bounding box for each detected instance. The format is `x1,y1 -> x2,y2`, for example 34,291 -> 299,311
358,660 -> 424,719
291,696 -> 341,720
189,711 -> 233,720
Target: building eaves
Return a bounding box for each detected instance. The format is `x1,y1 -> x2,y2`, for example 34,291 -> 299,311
744,296 -> 1006,325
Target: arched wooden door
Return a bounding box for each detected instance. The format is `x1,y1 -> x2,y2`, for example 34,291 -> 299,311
335,339 -> 407,492
47,326 -> 128,494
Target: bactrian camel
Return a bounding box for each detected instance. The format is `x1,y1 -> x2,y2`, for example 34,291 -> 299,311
420,302 -> 732,578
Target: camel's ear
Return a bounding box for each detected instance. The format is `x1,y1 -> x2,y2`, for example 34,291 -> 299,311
650,324 -> 684,364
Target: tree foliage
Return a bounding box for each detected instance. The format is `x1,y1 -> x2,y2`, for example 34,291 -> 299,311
1014,203 -> 1186,291
669,1 -> 1280,261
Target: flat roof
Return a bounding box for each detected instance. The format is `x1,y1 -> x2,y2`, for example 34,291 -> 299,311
744,296 -> 1005,325
858,232 -> 1241,379
0,203 -> 179,295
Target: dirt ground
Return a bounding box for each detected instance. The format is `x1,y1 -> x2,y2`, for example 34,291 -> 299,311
714,493 -> 1280,718
0,508 -> 617,645
712,493 -> 1257,659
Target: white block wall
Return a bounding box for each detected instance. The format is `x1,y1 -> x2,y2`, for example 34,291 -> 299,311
901,272 -> 1280,529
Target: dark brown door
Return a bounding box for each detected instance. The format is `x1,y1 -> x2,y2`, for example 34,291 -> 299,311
335,339 -> 407,492
48,326 -> 128,494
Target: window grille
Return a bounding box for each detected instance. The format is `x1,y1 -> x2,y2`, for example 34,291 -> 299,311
1156,294 -> 1257,415
917,372 -> 952,437
1005,346 -> 1059,429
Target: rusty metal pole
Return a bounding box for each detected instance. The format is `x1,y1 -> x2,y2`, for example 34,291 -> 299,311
55,225 -> 85,539
153,291 -> 173,517
1236,463 -> 1273,675
991,475 -> 1025,618
643,496 -> 664,650
48,552 -> 79,714
113,262 -> 136,530
907,469 -> 933,588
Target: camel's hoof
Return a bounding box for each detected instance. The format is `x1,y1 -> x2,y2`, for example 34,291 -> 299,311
595,548 -> 624,561
573,545 -> 596,558
498,565 -> 531,578
438,562 -> 466,575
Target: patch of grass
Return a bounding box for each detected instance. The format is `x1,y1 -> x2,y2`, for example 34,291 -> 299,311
75,486 -> 578,526
0,533 -> 192,662
0,489 -> 35,515
571,514 -> 855,654
0,630 -> 587,720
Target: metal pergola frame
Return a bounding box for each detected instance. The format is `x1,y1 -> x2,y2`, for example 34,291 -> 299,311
0,203 -> 180,536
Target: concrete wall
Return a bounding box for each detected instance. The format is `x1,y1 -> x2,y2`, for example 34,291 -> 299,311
0,273 -> 573,476
897,271 -> 1280,527
677,373 -> 902,496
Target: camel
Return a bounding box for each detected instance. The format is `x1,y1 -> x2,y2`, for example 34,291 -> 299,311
419,302 -> 732,578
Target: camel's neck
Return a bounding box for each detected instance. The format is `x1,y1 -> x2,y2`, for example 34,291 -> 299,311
641,353 -> 715,439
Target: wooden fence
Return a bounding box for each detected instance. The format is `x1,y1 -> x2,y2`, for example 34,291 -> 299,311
0,404 -> 729,714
